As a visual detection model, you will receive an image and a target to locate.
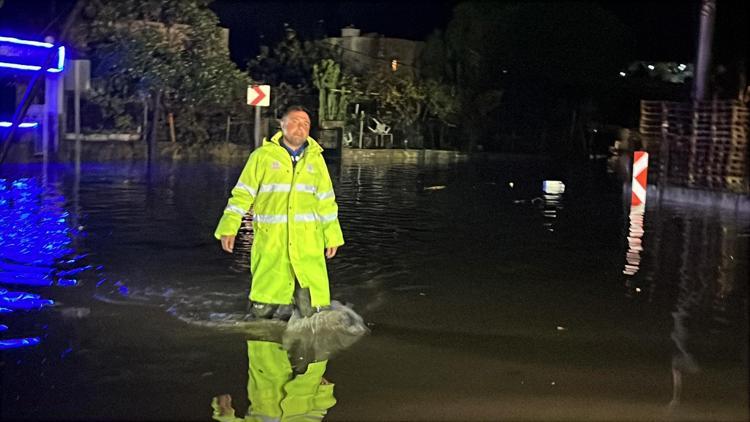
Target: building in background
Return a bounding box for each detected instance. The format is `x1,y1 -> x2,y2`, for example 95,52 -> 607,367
325,26 -> 424,76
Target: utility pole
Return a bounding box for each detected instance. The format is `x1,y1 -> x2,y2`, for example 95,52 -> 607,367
693,0 -> 716,100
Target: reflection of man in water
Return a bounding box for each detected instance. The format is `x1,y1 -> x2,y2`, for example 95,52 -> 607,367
215,106 -> 344,319
211,340 -> 336,422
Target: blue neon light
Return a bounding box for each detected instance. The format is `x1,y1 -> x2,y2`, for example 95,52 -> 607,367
57,278 -> 78,287
55,46 -> 66,72
0,122 -> 39,128
1,177 -> 82,290
0,290 -> 54,310
0,337 -> 41,350
0,173 -> 107,352
0,36 -> 54,48
0,35 -> 65,73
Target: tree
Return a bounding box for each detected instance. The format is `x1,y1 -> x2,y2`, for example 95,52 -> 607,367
247,27 -> 343,117
360,69 -> 426,142
71,0 -> 248,143
312,59 -> 357,124
435,1 -> 633,153
248,26 -> 341,87
414,31 -> 462,148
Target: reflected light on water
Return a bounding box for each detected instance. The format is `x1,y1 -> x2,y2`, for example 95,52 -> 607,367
623,204 -> 646,277
0,177 -> 90,349
542,180 -> 565,231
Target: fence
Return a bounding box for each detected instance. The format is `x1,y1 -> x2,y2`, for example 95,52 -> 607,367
640,100 -> 749,194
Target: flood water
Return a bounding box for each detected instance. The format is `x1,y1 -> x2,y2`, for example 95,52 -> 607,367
1,154 -> 748,421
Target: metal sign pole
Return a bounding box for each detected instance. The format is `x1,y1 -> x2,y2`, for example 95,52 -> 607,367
247,85 -> 270,149
254,106 -> 261,149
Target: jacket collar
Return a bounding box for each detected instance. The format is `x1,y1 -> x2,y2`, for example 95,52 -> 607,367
266,131 -> 324,154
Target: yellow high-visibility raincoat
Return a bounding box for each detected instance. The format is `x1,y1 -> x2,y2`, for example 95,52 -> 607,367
215,131 -> 344,308
211,340 -> 336,422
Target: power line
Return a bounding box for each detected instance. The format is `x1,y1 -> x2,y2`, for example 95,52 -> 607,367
321,40 -> 418,68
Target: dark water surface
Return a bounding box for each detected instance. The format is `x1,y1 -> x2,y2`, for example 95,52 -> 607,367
1,155 -> 747,421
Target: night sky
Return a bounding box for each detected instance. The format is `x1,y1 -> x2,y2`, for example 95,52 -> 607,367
207,0 -> 747,67
208,0 -> 458,66
0,0 -> 746,67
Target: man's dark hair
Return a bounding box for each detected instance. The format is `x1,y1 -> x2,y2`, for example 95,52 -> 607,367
282,105 -> 310,119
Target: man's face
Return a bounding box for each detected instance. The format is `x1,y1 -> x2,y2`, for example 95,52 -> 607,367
281,111 -> 311,146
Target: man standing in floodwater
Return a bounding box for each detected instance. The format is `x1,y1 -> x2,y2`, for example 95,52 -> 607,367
215,106 -> 344,318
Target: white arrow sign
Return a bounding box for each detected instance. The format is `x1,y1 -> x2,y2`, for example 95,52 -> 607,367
247,85 -> 270,107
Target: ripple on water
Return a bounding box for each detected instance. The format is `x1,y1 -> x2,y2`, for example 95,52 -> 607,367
0,177 -> 98,349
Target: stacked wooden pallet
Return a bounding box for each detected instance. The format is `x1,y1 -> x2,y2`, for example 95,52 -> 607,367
639,100 -> 749,193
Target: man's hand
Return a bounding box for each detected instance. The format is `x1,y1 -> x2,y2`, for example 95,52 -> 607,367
325,246 -> 338,259
221,235 -> 236,253
214,394 -> 234,416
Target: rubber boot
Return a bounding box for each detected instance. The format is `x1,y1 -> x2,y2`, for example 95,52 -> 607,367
293,282 -> 314,318
250,302 -> 277,319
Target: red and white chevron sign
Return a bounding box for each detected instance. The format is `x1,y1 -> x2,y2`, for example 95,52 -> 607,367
631,151 -> 648,206
247,85 -> 270,107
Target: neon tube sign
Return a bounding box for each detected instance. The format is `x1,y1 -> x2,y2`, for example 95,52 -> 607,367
0,35 -> 65,73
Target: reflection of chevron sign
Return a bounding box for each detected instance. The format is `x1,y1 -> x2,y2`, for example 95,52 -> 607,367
247,85 -> 270,107
631,151 -> 648,206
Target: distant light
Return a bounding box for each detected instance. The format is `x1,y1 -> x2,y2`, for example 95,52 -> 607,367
391,59 -> 398,72
543,180 -> 565,194
647,64 -> 655,70
508,182 -> 514,188
635,287 -> 642,292
619,71 -> 626,77
502,69 -> 508,74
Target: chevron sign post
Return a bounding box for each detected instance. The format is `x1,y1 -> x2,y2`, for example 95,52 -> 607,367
247,85 -> 270,148
631,151 -> 649,206
247,85 -> 270,107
